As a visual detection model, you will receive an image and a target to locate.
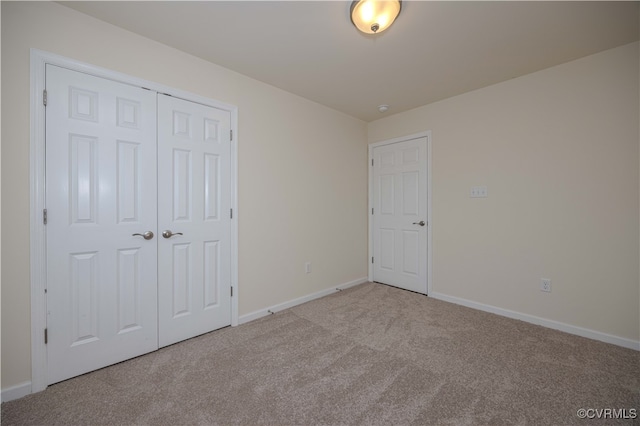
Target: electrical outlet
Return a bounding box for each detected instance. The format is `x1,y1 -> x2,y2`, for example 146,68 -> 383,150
541,278 -> 551,293
305,262 -> 312,274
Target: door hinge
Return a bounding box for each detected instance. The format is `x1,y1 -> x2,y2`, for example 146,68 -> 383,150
372,257 -> 374,264
371,208 -> 374,215
44,328 -> 48,344
43,209 -> 48,225
230,130 -> 233,141
371,159 -> 374,166
230,208 -> 233,219
231,287 -> 233,297
43,90 -> 48,106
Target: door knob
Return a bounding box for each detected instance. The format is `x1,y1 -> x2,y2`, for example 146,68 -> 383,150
412,221 -> 426,227
132,231 -> 154,240
162,230 -> 184,239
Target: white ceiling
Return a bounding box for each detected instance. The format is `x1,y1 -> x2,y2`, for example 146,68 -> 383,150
60,1 -> 639,122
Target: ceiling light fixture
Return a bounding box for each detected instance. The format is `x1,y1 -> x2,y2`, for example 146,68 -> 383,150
350,0 -> 402,35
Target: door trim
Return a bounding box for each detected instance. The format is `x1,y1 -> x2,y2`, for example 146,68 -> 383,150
29,49 -> 239,393
368,131 -> 432,295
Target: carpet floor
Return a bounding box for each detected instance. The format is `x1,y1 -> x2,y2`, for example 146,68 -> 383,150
2,282 -> 639,425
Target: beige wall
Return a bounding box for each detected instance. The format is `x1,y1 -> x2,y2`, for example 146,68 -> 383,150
1,2 -> 368,390
369,42 -> 640,343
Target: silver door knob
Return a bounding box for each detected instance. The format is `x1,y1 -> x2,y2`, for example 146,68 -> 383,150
412,221 -> 426,227
162,230 -> 184,239
132,231 -> 154,240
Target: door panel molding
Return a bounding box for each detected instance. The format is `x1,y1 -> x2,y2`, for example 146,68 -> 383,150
368,132 -> 432,294
30,49 -> 239,393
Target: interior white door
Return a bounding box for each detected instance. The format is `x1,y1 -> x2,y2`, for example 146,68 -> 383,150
372,137 -> 428,294
157,94 -> 232,347
45,65 -> 158,384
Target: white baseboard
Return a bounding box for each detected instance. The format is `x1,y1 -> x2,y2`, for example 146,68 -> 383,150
239,277 -> 368,325
5,284 -> 633,403
430,292 -> 640,351
1,381 -> 32,403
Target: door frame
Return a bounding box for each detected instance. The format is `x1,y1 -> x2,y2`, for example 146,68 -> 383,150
29,49 -> 239,392
368,131 -> 432,294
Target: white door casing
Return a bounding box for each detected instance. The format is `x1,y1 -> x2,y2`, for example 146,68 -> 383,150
45,65 -> 159,384
370,135 -> 430,294
30,50 -> 238,393
157,94 -> 232,347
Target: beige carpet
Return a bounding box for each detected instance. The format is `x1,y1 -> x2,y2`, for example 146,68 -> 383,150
2,282 -> 638,425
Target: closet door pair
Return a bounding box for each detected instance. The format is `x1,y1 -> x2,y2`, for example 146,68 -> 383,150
45,65 -> 231,384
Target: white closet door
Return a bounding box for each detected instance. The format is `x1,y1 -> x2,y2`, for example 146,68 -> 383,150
372,137 -> 428,294
157,94 -> 232,347
46,65 -> 158,384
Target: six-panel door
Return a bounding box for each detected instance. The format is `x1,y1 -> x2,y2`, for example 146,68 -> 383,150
157,94 -> 232,348
372,137 -> 428,294
46,65 -> 159,384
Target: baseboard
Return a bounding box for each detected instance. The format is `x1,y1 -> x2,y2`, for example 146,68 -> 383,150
430,292 -> 640,351
239,277 -> 368,325
2,381 -> 32,402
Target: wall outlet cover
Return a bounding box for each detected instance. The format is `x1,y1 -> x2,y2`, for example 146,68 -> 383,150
541,278 -> 551,292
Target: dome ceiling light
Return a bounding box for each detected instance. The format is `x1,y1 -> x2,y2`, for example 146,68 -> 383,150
350,0 -> 402,35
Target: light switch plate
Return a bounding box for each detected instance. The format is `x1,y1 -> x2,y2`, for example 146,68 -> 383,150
470,186 -> 488,198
